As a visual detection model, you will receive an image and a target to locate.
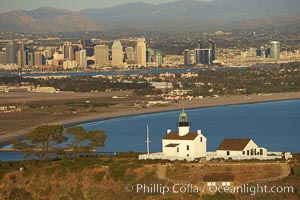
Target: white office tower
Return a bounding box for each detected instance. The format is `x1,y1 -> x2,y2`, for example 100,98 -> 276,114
270,41 -> 280,60
112,40 -> 124,67
94,45 -> 109,66
79,49 -> 87,68
136,38 -> 147,67
125,47 -> 136,64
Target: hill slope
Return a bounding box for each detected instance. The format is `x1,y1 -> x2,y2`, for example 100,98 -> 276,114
1,0 -> 300,32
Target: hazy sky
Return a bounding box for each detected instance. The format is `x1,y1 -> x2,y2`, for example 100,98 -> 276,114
0,0 -> 212,13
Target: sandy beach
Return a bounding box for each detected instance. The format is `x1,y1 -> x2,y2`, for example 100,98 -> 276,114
1,91 -> 300,146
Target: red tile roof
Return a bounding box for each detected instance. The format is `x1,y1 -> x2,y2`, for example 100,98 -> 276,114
163,132 -> 198,140
217,138 -> 252,151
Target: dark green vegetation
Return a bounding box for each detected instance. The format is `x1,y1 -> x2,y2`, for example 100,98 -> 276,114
1,65 -> 300,97
0,76 -> 152,92
180,65 -> 300,97
65,126 -> 106,156
12,125 -> 106,160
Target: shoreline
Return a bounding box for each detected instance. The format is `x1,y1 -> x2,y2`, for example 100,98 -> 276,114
1,91 -> 300,147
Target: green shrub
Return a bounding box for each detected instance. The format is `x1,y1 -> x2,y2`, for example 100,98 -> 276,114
123,172 -> 137,183
109,163 -> 126,181
9,174 -> 16,182
94,171 -> 106,182
8,188 -> 33,200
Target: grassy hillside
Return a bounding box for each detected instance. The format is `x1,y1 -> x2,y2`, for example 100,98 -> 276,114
0,154 -> 299,200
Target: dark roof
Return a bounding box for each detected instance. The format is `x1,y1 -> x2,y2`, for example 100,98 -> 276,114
203,173 -> 234,182
163,132 -> 198,140
165,143 -> 179,147
217,138 -> 252,151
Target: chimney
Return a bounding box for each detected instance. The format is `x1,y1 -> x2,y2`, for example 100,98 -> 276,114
167,129 -> 171,134
197,130 -> 202,135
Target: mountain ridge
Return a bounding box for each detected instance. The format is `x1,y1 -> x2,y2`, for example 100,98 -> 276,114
0,0 -> 300,32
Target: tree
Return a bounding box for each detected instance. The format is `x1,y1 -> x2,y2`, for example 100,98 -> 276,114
65,126 -> 106,157
13,125 -> 66,160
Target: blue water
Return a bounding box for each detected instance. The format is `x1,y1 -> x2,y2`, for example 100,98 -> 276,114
1,99 -> 299,161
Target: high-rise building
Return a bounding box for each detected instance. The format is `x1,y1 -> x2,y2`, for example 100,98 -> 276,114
197,40 -> 202,49
5,41 -> 18,64
45,47 -> 57,59
112,40 -> 124,67
270,41 -> 280,60
94,45 -> 109,66
208,40 -> 216,61
0,52 -> 6,64
17,42 -> 26,68
183,49 -> 191,66
136,38 -> 147,67
27,51 -> 34,67
63,42 -> 75,60
75,51 -> 80,67
34,51 -> 44,66
155,52 -> 163,66
125,47 -> 136,64
195,49 -> 211,65
265,48 -> 270,58
81,39 -> 91,50
79,49 -> 87,68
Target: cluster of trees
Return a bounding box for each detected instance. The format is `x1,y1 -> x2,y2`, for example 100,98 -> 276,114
178,65 -> 300,97
0,76 -> 153,92
13,125 -> 106,160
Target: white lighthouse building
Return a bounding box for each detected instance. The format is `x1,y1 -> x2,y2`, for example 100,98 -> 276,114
138,110 -> 290,161
139,110 -> 207,161
162,110 -> 207,159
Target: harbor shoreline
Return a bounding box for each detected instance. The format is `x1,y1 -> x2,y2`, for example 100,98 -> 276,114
1,91 -> 300,147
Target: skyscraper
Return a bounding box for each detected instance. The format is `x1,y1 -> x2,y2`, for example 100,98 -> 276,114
27,51 -> 34,67
17,42 -> 26,68
208,40 -> 216,61
79,49 -> 87,68
34,51 -> 44,66
112,40 -> 123,67
183,49 -> 191,66
194,49 -> 211,65
63,42 -> 74,60
0,52 -> 6,64
94,45 -> 109,66
270,41 -> 280,60
136,38 -> 147,67
125,47 -> 136,64
197,40 -> 202,49
5,41 -> 17,64
155,52 -> 163,66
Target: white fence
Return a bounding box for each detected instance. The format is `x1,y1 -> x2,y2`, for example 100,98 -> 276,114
139,152 -> 195,161
139,151 -> 287,161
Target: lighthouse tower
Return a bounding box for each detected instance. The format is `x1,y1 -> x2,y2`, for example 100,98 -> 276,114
178,110 -> 190,136
161,110 -> 207,160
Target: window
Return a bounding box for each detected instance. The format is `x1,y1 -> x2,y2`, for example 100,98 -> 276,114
260,149 -> 263,155
200,137 -> 202,142
177,147 -> 179,152
187,145 -> 190,151
187,154 -> 189,157
227,151 -> 230,156
247,150 -> 249,155
243,151 -> 245,155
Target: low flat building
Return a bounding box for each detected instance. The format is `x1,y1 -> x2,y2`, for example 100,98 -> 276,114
216,138 -> 267,157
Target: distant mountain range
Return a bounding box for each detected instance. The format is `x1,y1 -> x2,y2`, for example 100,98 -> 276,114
1,0 -> 300,33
